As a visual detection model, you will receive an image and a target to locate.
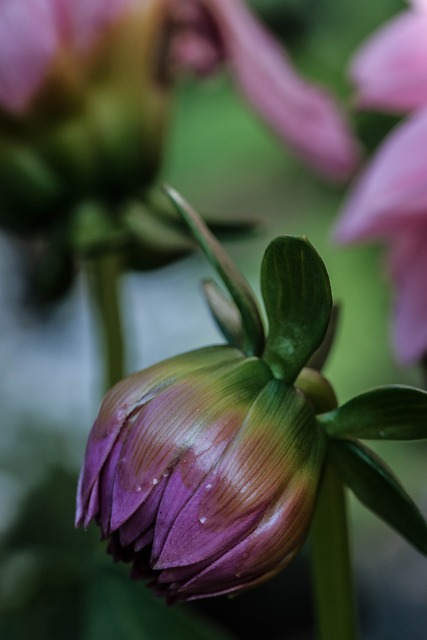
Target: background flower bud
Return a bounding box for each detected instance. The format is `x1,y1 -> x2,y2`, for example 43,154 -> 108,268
0,0 -> 170,235
76,345 -> 326,601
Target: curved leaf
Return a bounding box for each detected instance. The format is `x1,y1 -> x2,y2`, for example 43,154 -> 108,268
261,236 -> 332,382
320,385 -> 427,440
329,439 -> 427,555
202,279 -> 243,348
163,185 -> 265,356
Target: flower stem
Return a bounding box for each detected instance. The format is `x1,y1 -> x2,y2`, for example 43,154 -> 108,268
310,462 -> 357,640
88,250 -> 125,390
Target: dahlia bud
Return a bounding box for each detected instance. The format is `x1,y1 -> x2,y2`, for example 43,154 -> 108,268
76,345 -> 326,601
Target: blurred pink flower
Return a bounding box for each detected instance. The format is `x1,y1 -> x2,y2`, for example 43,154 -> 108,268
0,0 -> 358,181
336,2 -> 427,363
349,1 -> 427,112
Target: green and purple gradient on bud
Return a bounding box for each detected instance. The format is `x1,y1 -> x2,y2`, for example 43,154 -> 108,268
76,345 -> 326,601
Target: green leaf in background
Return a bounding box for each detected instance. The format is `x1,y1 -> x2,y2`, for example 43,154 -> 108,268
84,565 -> 235,640
163,185 -> 265,357
329,439 -> 427,555
261,236 -> 332,383
320,386 -> 427,440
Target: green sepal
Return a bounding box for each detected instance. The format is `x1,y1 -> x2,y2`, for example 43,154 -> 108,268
329,438 -> 427,555
163,185 -> 265,357
319,385 -> 427,440
261,236 -> 332,383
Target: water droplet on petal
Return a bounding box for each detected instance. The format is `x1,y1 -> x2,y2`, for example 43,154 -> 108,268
205,483 -> 212,490
135,485 -> 142,493
198,515 -> 207,525
152,478 -> 159,485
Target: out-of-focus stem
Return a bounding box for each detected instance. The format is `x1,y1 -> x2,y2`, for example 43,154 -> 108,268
88,250 -> 125,390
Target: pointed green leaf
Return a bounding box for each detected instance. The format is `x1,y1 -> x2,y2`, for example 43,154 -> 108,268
261,236 -> 332,382
202,279 -> 244,349
163,185 -> 265,356
329,439 -> 427,555
320,386 -> 427,440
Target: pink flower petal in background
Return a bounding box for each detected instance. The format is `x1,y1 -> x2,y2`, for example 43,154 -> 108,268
410,0 -> 427,10
0,0 -> 58,113
0,0 -> 132,114
335,109 -> 427,242
177,0 -> 359,181
350,10 -> 427,112
57,0 -> 130,51
388,231 -> 427,362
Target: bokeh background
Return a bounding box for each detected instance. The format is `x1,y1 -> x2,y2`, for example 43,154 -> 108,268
0,0 -> 426,638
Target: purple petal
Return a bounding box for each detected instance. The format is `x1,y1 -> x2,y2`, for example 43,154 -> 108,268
151,411 -> 244,560
118,474 -> 168,548
388,232 -> 427,363
335,109 -> 427,243
109,357 -> 270,533
198,0 -> 359,180
76,346 -> 243,527
350,11 -> 427,113
175,470 -> 318,599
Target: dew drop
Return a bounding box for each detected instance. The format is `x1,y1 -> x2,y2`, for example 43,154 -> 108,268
198,515 -> 207,525
152,478 -> 159,485
135,485 -> 142,493
205,483 -> 212,490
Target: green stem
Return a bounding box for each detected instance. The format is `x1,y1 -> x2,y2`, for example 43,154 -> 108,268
310,462 -> 357,640
88,250 -> 125,390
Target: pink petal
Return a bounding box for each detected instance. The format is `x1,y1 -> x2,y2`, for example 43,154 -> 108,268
0,0 -> 132,114
0,0 -> 59,113
335,109 -> 427,242
198,0 -> 359,181
350,11 -> 427,113
409,0 -> 427,11
388,231 -> 427,363
60,0 -> 131,52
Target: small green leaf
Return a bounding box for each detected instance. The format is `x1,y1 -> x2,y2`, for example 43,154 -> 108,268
320,386 -> 427,440
329,439 -> 427,555
163,185 -> 265,356
261,236 -> 332,383
202,279 -> 243,348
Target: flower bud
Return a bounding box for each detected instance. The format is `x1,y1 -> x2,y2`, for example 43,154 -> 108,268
76,345 -> 326,601
0,0 -> 170,235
